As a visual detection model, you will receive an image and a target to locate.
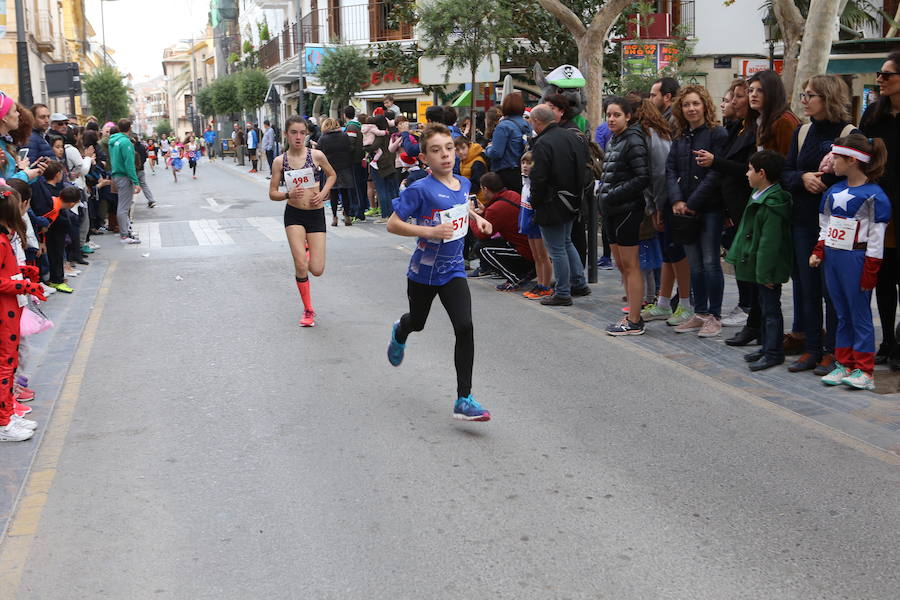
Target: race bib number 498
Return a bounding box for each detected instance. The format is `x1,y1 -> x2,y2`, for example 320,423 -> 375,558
285,167 -> 317,191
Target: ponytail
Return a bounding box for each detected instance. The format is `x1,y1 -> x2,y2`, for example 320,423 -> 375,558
833,133 -> 887,181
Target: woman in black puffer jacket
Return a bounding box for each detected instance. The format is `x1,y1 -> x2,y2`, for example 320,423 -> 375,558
666,85 -> 729,337
598,96 -> 650,335
317,118 -> 358,226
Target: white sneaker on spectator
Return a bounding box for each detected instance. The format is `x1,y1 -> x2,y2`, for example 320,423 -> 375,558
41,283 -> 56,295
120,236 -> 141,244
64,270 -> 79,278
0,422 -> 34,441
721,305 -> 749,327
10,414 -> 37,430
87,241 -> 101,249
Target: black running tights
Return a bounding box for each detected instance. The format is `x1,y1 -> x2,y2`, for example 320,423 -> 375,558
396,277 -> 473,398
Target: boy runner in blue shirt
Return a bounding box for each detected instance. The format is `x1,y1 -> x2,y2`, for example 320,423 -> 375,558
386,123 -> 494,421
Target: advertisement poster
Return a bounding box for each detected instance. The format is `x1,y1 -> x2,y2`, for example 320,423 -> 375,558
622,43 -> 659,76
740,59 -> 784,77
862,84 -> 879,115
658,45 -> 680,71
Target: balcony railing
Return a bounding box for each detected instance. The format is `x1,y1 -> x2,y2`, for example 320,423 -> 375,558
260,37 -> 281,70
261,1 -> 413,71
300,2 -> 413,45
35,9 -> 55,52
676,0 -> 695,37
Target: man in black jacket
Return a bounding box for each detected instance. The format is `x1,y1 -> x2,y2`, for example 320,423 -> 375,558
529,105 -> 590,306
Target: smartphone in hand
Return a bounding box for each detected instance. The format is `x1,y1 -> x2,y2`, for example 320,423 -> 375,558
17,148 -> 28,162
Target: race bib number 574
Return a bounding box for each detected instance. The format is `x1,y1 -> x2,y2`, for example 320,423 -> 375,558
438,203 -> 469,242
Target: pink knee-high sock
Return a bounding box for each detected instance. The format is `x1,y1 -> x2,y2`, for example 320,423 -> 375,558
295,276 -> 312,310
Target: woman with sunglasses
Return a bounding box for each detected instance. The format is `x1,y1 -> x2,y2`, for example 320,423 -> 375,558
861,51 -> 900,370
781,75 -> 858,375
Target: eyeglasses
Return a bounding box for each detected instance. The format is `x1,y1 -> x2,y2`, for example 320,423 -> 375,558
799,93 -> 823,101
876,71 -> 899,79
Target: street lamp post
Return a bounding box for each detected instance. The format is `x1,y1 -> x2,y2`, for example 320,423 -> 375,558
100,0 -> 121,66
763,10 -> 778,71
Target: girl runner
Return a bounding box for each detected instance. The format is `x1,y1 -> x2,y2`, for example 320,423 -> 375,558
147,139 -> 157,173
160,137 -> 170,170
810,134 -> 891,390
268,116 -> 337,327
170,141 -> 183,182
186,135 -> 199,179
385,123 -> 494,422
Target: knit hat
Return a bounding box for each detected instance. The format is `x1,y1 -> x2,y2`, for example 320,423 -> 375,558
399,152 -> 417,166
0,94 -> 15,120
545,64 -> 586,89
373,107 -> 385,116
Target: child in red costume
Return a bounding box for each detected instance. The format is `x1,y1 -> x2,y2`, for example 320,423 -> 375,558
0,185 -> 46,441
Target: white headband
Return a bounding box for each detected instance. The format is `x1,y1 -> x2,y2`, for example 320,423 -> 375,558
831,144 -> 871,163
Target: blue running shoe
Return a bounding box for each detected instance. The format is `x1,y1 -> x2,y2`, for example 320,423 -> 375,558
453,395 -> 491,422
387,320 -> 406,366
597,256 -> 614,270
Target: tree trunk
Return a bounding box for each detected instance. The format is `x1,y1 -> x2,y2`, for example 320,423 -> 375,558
791,0 -> 842,116
471,68 -> 478,142
534,0 -> 631,131
773,0 -> 805,100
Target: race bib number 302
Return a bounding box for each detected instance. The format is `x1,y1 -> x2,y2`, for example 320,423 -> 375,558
285,167 -> 317,191
438,203 -> 469,242
825,215 -> 856,250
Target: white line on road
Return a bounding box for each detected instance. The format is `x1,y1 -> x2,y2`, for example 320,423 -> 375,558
189,219 -> 235,246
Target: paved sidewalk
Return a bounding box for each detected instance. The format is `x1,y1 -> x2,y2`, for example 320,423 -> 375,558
0,260 -> 108,537
470,266 -> 900,458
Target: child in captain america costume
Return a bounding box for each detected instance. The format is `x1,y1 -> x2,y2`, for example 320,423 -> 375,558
810,134 -> 891,391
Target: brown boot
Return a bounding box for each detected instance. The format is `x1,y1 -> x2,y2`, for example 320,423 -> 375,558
344,212 -> 353,226
108,213 -> 119,234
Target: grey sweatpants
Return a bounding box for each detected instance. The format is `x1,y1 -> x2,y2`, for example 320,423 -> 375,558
137,170 -> 154,205
113,176 -> 135,238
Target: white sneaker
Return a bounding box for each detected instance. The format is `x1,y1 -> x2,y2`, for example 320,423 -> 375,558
87,241 -> 101,249
0,422 -> 34,441
721,305 -> 749,327
41,283 -> 56,295
64,270 -> 80,277
10,414 -> 37,430
120,236 -> 141,244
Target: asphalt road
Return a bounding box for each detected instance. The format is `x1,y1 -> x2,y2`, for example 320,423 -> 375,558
2,158 -> 899,599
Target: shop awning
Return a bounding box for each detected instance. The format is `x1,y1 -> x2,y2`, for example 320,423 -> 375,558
452,90 -> 472,107
826,57 -> 885,75
353,87 -> 423,99
304,85 -> 327,95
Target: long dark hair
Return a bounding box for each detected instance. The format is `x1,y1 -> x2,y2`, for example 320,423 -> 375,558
748,70 -> 793,149
862,51 -> 900,128
0,186 -> 26,244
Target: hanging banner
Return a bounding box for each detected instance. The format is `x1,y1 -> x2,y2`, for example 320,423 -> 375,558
658,45 -> 680,71
740,59 -> 784,77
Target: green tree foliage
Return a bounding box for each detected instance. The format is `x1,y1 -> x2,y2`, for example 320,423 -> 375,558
212,74 -> 243,115
196,85 -> 216,117
417,0 -> 518,138
155,119 -> 173,138
83,65 -> 130,123
317,45 -> 370,110
238,69 -> 269,111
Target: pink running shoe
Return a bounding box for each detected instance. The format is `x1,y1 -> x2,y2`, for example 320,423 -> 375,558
299,310 -> 316,327
14,400 -> 31,416
14,384 -> 35,402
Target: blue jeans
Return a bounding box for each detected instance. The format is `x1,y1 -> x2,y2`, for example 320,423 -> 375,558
758,283 -> 785,361
540,220 -> 586,298
791,222 -> 836,356
684,211 -> 724,318
373,169 -> 399,218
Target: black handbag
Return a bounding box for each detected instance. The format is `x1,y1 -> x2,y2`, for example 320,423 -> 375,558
669,213 -> 703,245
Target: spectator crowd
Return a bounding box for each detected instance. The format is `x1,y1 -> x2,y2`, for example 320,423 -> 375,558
310,52 -> 900,394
